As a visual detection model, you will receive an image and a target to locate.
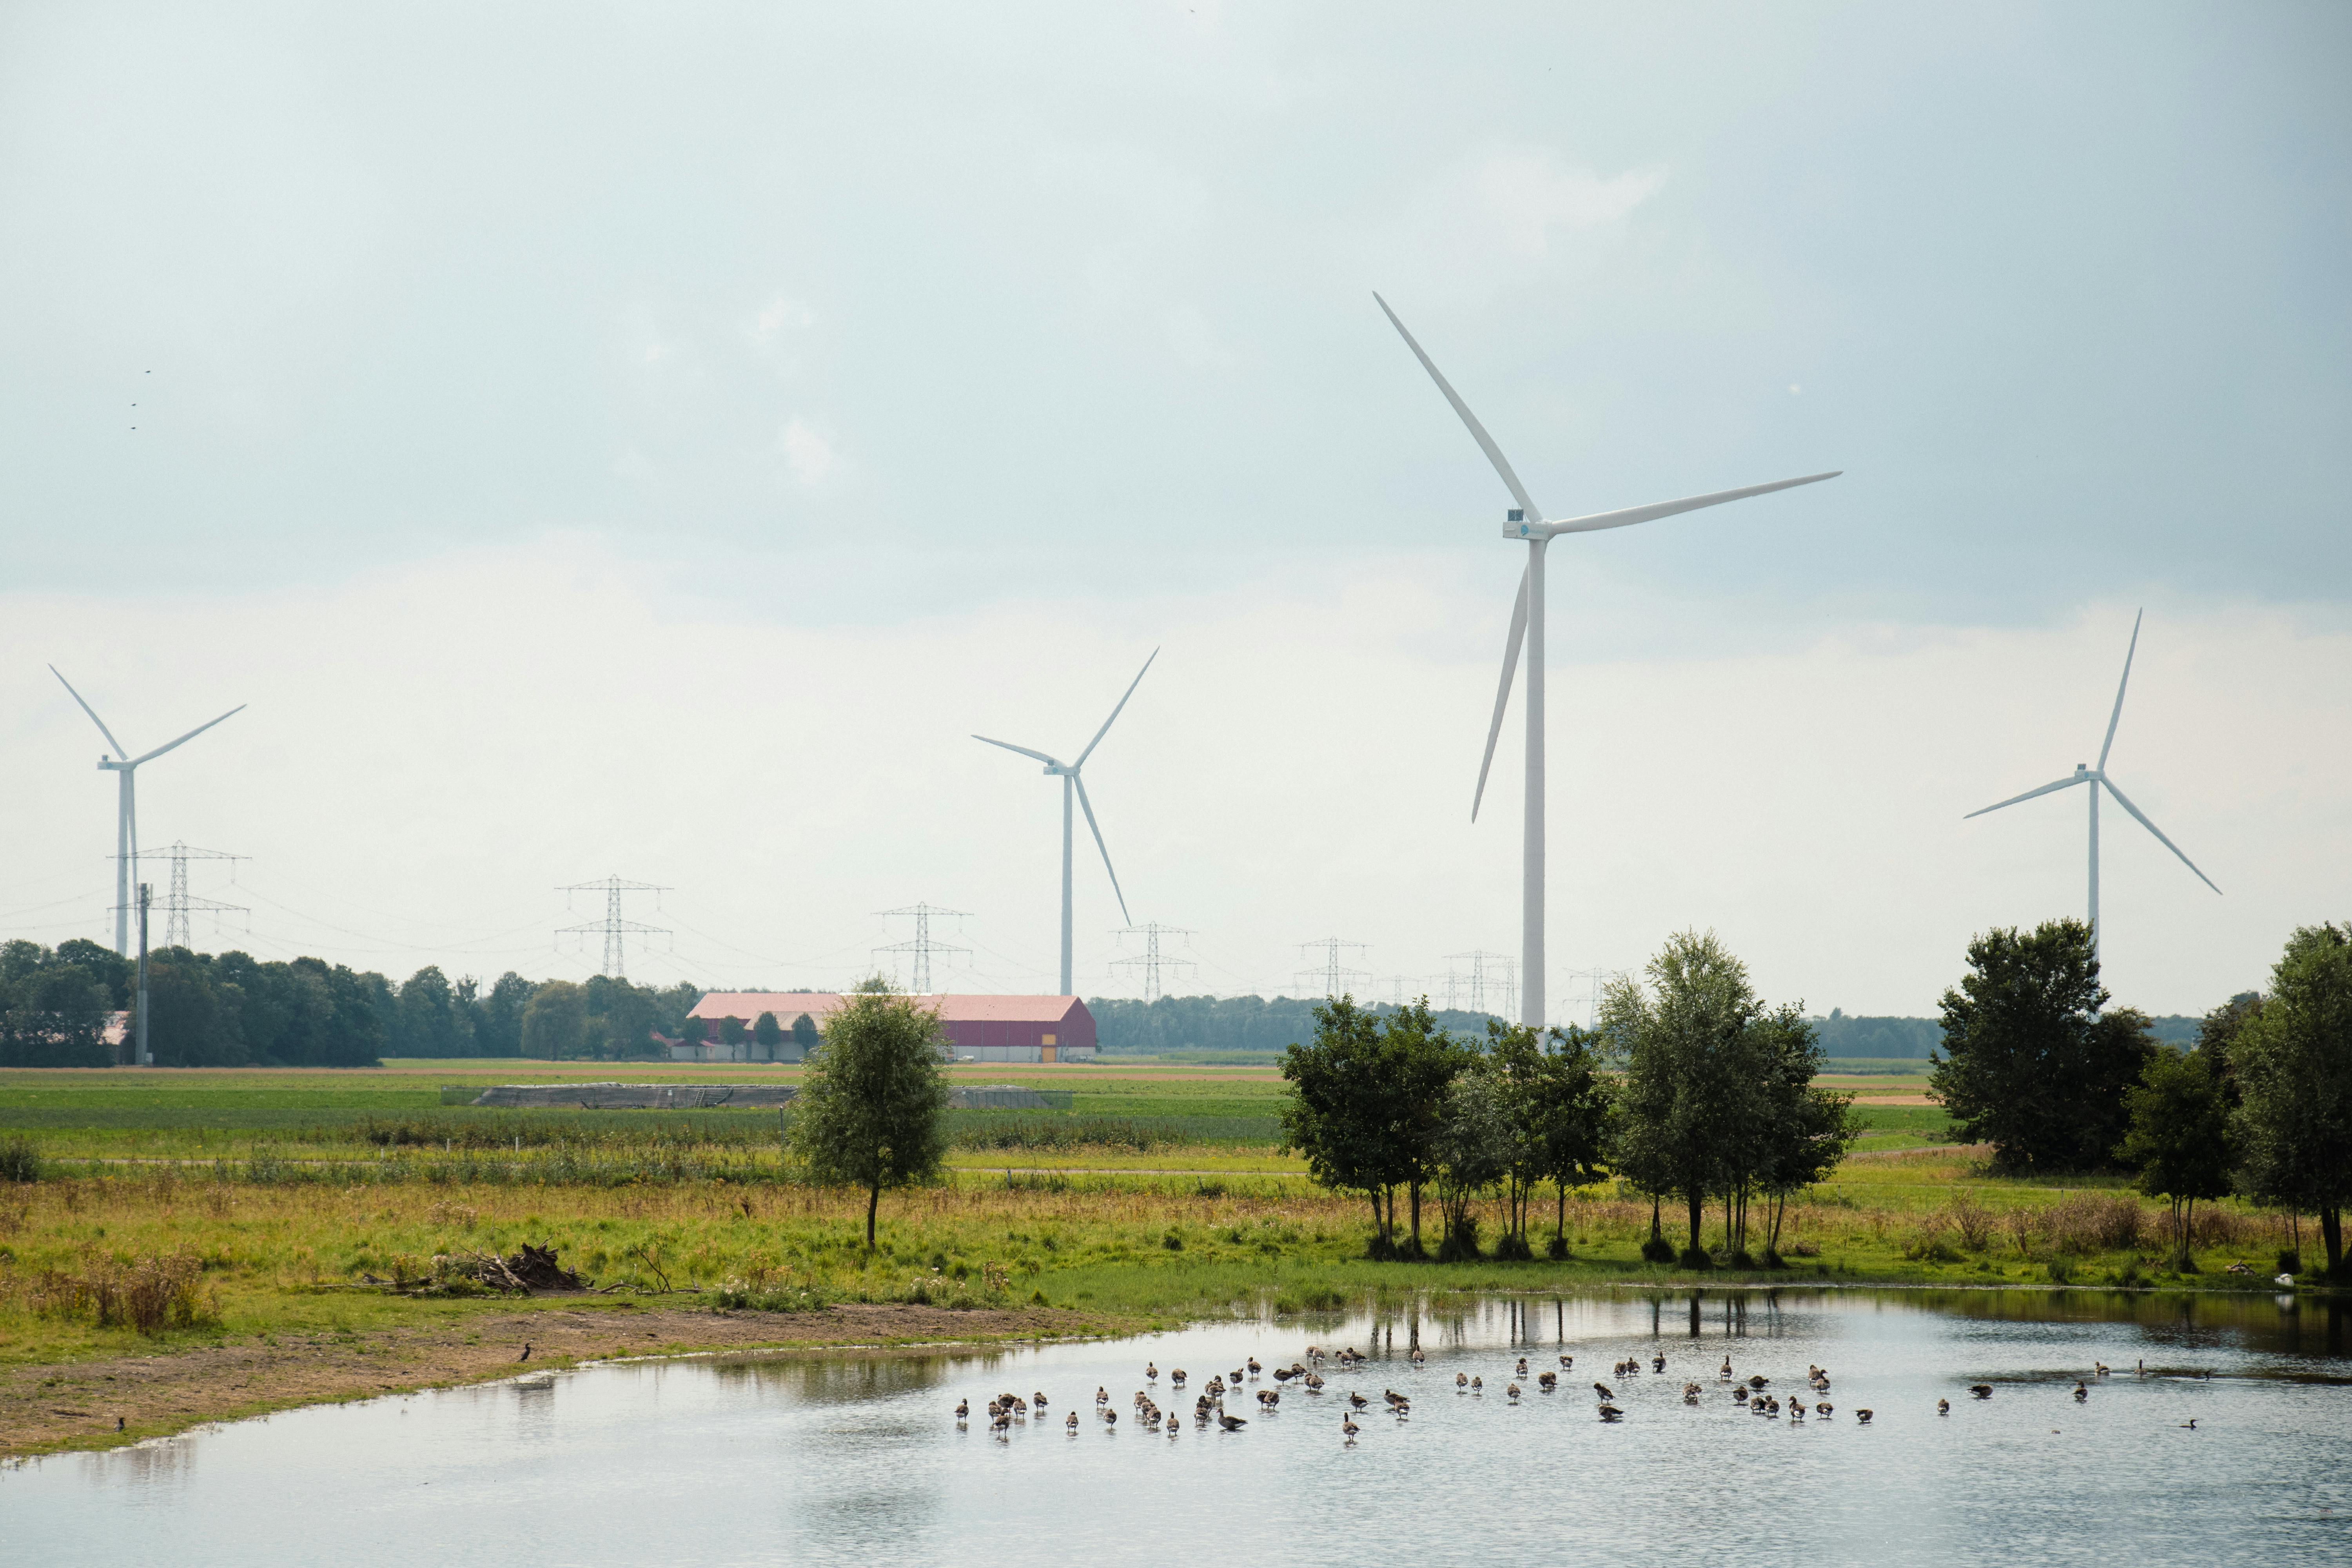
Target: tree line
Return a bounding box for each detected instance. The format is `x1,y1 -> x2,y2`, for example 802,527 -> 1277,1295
0,939 -> 701,1067
1278,931 -> 1856,1266
1089,993 -> 1508,1055
1936,917 -> 2352,1277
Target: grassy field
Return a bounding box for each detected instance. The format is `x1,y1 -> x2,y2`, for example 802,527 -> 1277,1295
0,1058 -> 2318,1456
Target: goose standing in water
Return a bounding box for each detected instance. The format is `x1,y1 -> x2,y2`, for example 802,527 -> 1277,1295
1597,1403 -> 1623,1422
1457,1372 -> 1470,1389
1815,1403 -> 1833,1417
1855,1409 -> 1873,1424
1593,1383 -> 1614,1401
1720,1357 -> 1734,1379
1470,1376 -> 1483,1393
1248,1357 -> 1263,1376
1559,1355 -> 1574,1370
1348,1391 -> 1369,1409
1066,1410 -> 1080,1430
2073,1382 -> 2088,1402
955,1399 -> 969,1421
1218,1411 -> 1247,1431
1341,1414 -> 1359,1440
1171,1370 -> 1187,1386
1506,1384 -> 1521,1401
1537,1372 -> 1558,1392
1034,1392 -> 1049,1410
1682,1383 -> 1702,1405
1096,1386 -> 1110,1405
1970,1384 -> 1993,1400
1651,1354 -> 1666,1374
1145,1363 -> 1158,1380
1516,1357 -> 1530,1376
1937,1399 -> 1949,1416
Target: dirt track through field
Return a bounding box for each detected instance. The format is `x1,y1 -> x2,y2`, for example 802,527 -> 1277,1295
2,1301 -> 1112,1459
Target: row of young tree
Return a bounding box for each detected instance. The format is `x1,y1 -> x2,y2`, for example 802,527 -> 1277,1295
1278,932 -> 1858,1265
1936,917 -> 2352,1276
0,940 -> 705,1067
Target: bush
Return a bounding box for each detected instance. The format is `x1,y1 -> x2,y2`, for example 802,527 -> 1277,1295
1641,1234 -> 1677,1264
2044,1192 -> 2144,1256
0,1138 -> 40,1183
1944,1194 -> 1996,1252
1160,1230 -> 1183,1251
1902,1230 -> 1963,1264
1492,1232 -> 1534,1262
1677,1246 -> 1714,1270
1546,1234 -> 1571,1261
1435,1216 -> 1482,1263
31,1251 -> 215,1334
2278,1249 -> 2303,1275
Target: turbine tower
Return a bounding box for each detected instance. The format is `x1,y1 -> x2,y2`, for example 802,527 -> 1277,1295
974,650 -> 1156,996
1376,294 -> 1840,1027
1965,610 -> 2219,960
50,667 -> 245,956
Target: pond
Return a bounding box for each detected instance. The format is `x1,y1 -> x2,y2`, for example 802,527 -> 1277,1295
9,1289 -> 2351,1565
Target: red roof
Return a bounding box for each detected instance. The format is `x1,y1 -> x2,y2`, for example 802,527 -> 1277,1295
689,993 -> 1082,1024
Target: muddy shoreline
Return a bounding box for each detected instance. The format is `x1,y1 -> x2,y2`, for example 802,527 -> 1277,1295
2,1300 -> 1124,1459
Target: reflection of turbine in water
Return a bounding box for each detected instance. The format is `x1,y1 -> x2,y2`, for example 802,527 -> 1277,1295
973,650 -> 1156,995
50,666 -> 246,956
1965,610 -> 2219,961
1374,293 -> 1839,1027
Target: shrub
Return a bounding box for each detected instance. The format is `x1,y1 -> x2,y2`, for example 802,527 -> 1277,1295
2044,1192 -> 2143,1256
1435,1215 -> 1482,1263
31,1251 -> 215,1335
1492,1232 -> 1534,1262
1902,1231 -> 1963,1264
2278,1249 -> 2303,1276
1546,1234 -> 1571,1260
1677,1246 -> 1714,1270
1944,1194 -> 1996,1252
1641,1234 -> 1677,1265
1161,1230 -> 1183,1251
0,1138 -> 40,1183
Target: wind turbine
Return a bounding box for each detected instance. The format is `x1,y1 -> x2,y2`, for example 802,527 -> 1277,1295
1964,610 -> 2219,960
50,667 -> 246,956
1376,293 -> 1840,1028
974,650 -> 1156,996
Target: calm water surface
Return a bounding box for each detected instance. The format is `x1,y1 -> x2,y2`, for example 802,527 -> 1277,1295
9,1289 -> 2351,1566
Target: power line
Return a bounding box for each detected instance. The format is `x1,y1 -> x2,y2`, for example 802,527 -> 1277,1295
1112,922 -> 1196,1002
556,875 -> 671,978
1443,949 -> 1517,1019
1294,936 -> 1371,1000
155,841 -> 247,949
1559,966 -> 1630,1031
873,902 -> 971,994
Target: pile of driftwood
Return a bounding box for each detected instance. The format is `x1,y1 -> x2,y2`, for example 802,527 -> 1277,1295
434,1244 -> 587,1295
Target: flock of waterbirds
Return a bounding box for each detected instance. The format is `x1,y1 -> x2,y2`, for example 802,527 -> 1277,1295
956,1350 -> 2207,1442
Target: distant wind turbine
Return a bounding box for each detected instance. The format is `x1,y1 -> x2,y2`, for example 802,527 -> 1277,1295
1965,610 -> 2219,960
974,650 -> 1156,996
1375,293 -> 1840,1027
50,667 -> 245,956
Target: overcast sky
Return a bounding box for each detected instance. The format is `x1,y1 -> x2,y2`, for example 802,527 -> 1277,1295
3,2 -> 2346,1020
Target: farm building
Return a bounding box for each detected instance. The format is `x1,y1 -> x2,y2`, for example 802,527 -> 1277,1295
675,993 -> 1097,1064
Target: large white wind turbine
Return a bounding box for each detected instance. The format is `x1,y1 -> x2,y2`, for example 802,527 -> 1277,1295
974,650 -> 1156,996
1964,610 -> 2219,959
50,667 -> 246,956
1376,294 -> 1840,1028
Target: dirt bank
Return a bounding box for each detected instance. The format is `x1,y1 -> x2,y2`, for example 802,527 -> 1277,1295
2,1300 -> 1120,1459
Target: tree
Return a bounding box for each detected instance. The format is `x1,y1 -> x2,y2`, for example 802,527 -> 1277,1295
1603,931 -> 1760,1263
1374,999 -> 1465,1257
1489,1021 -> 1611,1259
2233,923 -> 2352,1277
791,1013 -> 820,1060
396,966 -> 463,1057
2117,1047 -> 2233,1270
1748,1005 -> 1859,1260
0,942 -> 115,1068
523,981 -> 587,1061
718,1015 -> 748,1048
1929,920 -> 2154,1172
1431,1065 -> 1511,1261
754,1011 -> 783,1057
1279,996 -> 1397,1254
788,985 -> 951,1247
478,973 -> 535,1058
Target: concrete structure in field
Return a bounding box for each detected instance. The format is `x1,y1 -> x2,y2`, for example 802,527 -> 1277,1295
677,993 -> 1098,1064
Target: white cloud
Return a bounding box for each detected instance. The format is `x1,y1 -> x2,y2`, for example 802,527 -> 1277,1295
4,543 -> 2342,1017
779,418 -> 835,484
1473,149 -> 1667,257
749,293 -> 816,346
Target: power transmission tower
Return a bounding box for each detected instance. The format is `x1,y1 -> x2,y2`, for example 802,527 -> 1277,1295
139,841 -> 248,949
874,903 -> 971,994
556,875 -> 671,978
1294,937 -> 1371,1000
1112,922 -> 1195,1002
1560,967 -> 1629,1030
1443,950 -> 1518,1019
1372,974 -> 1425,1007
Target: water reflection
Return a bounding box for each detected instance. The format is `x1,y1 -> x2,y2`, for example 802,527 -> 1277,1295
9,1289 -> 2350,1567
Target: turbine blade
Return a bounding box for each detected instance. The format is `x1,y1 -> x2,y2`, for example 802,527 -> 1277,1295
1072,775 -> 1131,926
129,704 -> 245,765
1472,566 -> 1530,822
1545,472 -> 1842,535
1074,648 -> 1158,768
1373,292 -> 1542,523
2097,609 -> 2142,772
49,666 -> 129,760
1963,774 -> 2087,819
2100,776 -> 2221,896
973,735 -> 1062,768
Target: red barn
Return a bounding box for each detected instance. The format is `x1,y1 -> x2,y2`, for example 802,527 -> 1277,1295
679,993 -> 1096,1064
